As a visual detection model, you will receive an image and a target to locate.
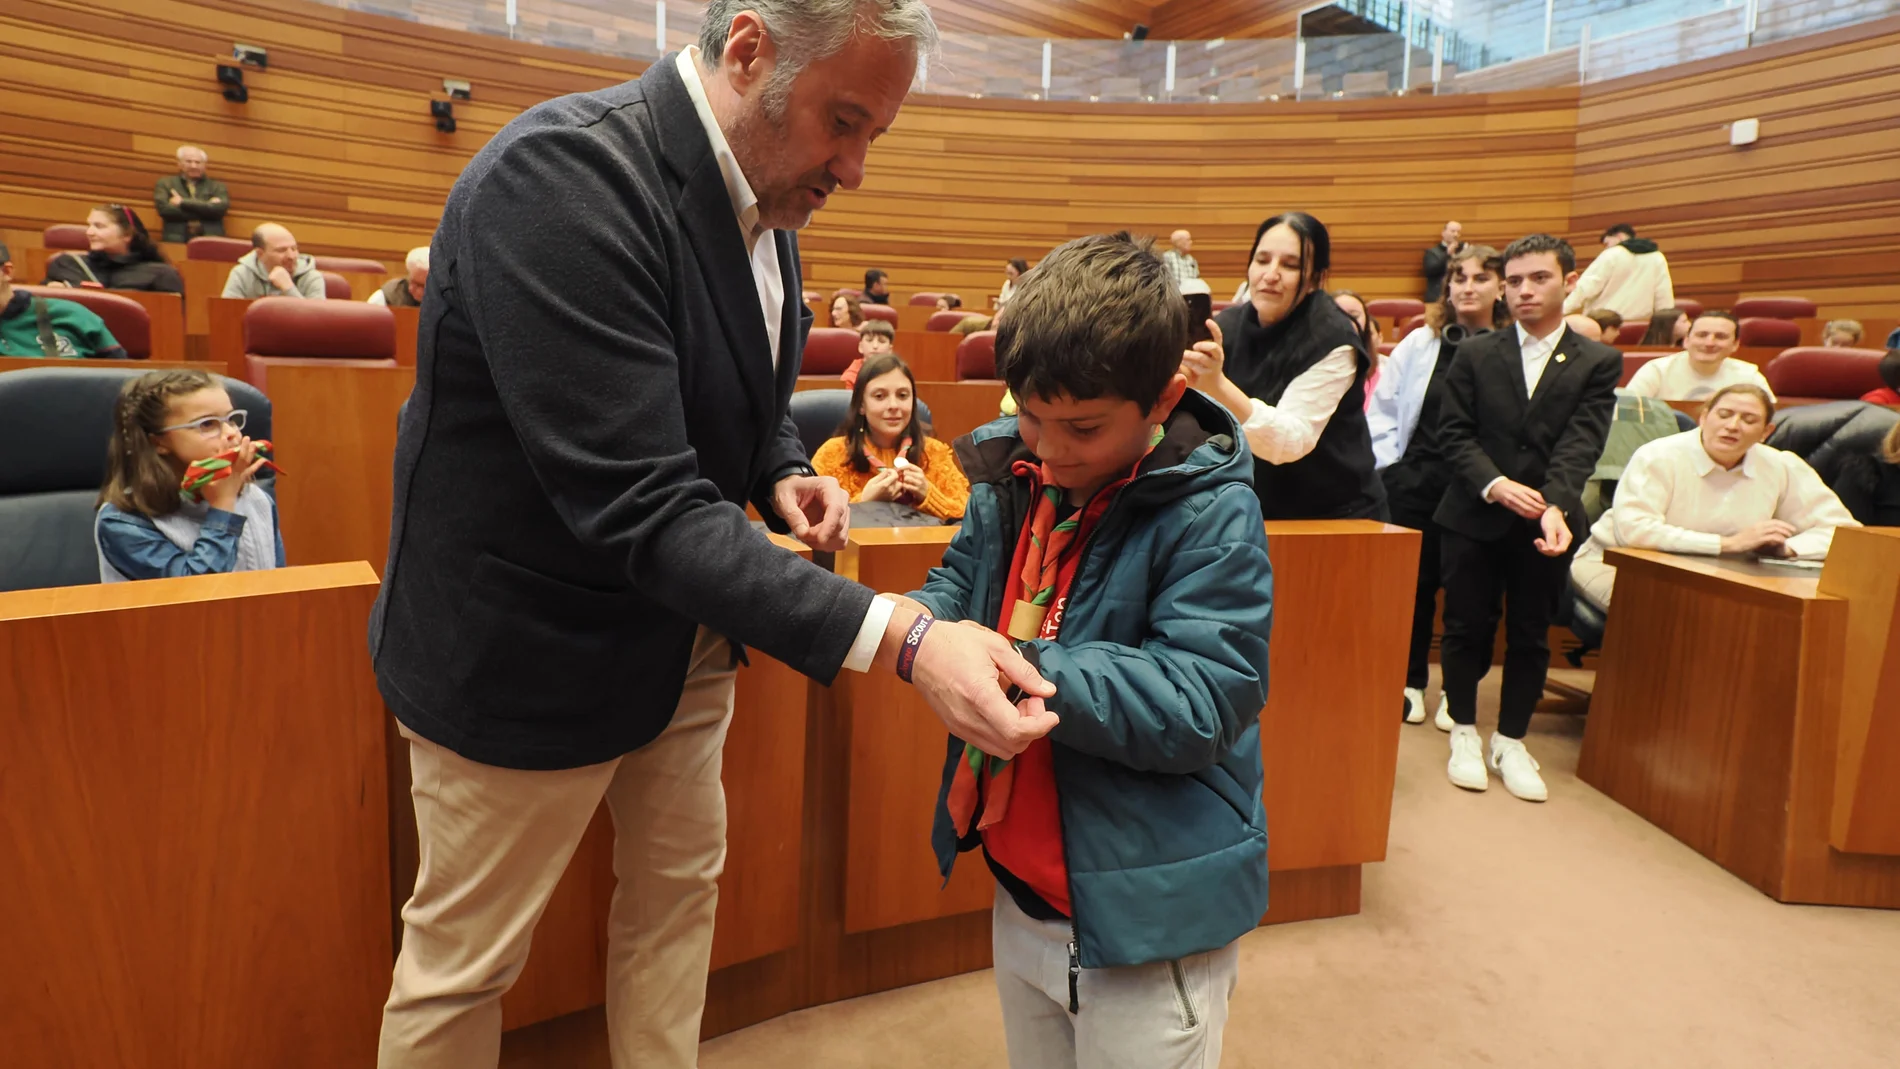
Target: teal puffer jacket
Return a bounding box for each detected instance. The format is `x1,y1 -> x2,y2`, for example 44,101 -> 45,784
911,390 -> 1273,969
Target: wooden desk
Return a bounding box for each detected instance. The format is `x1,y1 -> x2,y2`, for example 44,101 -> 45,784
895,330 -> 959,382
1579,547 -> 1900,907
268,363 -> 415,576
391,304 -> 419,367
114,290 -> 186,362
490,534 -> 818,1030
0,357 -> 197,373
1816,528 -> 1900,855
915,380 -> 1007,442
179,259 -> 234,340
897,305 -> 933,334
0,563 -> 391,1066
207,296 -> 255,378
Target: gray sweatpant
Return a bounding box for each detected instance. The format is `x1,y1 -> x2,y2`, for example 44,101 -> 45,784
991,884 -> 1240,1068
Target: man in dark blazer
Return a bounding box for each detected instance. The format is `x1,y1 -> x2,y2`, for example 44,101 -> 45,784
369,5 -> 1055,1065
1421,219 -> 1463,303
1433,233 -> 1619,803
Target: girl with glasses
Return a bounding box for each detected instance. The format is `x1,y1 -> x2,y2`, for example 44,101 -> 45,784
95,369 -> 284,581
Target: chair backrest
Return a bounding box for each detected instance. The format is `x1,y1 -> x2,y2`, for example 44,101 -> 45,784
186,236 -> 252,263
1620,352 -> 1663,386
1739,317 -> 1802,348
16,286 -> 152,358
0,366 -> 270,591
832,287 -> 862,300
1765,401 -> 1900,513
860,303 -> 899,326
785,389 -> 933,460
956,331 -> 1000,381
800,327 -> 860,376
320,271 -> 352,300
42,224 -> 89,251
1762,347 -> 1885,400
1731,296 -> 1816,320
907,292 -> 942,307
927,310 -> 983,332
1366,298 -> 1426,322
1616,321 -> 1651,346
1395,313 -> 1425,339
1673,298 -> 1704,319
311,256 -> 386,274
244,299 -> 395,359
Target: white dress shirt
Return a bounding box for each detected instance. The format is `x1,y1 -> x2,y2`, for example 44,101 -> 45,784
1479,322 -> 1567,502
1574,431 -> 1858,567
1239,345 -> 1358,465
1366,327 -> 1441,469
677,48 -> 894,670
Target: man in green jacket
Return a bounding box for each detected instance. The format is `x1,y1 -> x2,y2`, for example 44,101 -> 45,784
0,243 -> 126,358
153,145 -> 230,243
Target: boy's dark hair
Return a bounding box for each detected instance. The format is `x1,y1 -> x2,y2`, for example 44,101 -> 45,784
1879,348 -> 1900,392
1692,309 -> 1741,336
1603,223 -> 1637,242
835,353 -> 928,473
1502,233 -> 1576,275
995,231 -> 1186,413
858,318 -> 895,339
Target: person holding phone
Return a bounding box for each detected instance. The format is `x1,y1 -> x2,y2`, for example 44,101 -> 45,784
1179,211 -> 1385,520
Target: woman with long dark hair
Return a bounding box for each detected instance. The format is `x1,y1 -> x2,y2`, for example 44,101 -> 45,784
44,205 -> 183,293
1180,211 -> 1385,519
809,353 -> 970,519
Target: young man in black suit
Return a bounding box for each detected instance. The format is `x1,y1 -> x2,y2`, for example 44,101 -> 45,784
1433,233 -> 1620,801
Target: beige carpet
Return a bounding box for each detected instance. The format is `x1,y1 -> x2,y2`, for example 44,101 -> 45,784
696,669 -> 1900,1068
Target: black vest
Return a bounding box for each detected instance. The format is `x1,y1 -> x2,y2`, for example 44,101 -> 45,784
1216,296 -> 1385,521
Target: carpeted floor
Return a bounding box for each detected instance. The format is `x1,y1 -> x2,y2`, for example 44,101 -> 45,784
695,670 -> 1900,1068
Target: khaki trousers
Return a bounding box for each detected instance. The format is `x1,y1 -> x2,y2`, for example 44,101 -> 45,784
1571,556 -> 1617,612
378,628 -> 736,1069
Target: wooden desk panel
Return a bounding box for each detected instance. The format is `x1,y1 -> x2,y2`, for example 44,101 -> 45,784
1579,548 -> 1900,908
1816,528 -> 1900,855
495,535 -> 814,1030
916,380 -> 1007,442
894,330 -> 958,382
113,290 -> 186,362
0,563 -> 391,1067
897,305 -> 933,334
0,357 -> 197,373
180,259 -> 234,338
208,296 -> 255,379
336,269 -> 389,301
392,304 -> 419,367
268,363 -> 414,576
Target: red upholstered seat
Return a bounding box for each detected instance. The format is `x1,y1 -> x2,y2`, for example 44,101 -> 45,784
1739,317 -> 1801,347
908,292 -> 942,307
860,304 -> 898,326
800,328 -> 861,375
1673,298 -> 1704,319
926,310 -> 983,332
956,331 -> 999,381
320,271 -> 352,300
18,286 -> 152,357
312,256 -> 386,274
1731,296 -> 1816,320
1366,298 -> 1426,322
1620,352 -> 1663,387
831,287 -> 862,300
1396,313 -> 1425,340
42,225 -> 89,251
243,300 -> 397,390
1763,347 -> 1885,400
1617,321 -> 1651,346
187,236 -> 251,262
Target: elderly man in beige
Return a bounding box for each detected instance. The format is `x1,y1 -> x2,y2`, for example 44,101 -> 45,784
1571,383 -> 1858,611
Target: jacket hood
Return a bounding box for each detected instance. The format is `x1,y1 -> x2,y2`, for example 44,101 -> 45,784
1621,238 -> 1660,255
952,388 -> 1252,506
236,250 -> 318,278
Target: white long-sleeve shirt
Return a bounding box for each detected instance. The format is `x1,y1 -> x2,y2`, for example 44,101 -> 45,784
1623,350 -> 1775,403
1366,327 -> 1441,469
1573,431 -> 1858,570
1564,243 -> 1674,321
1238,344 -> 1358,464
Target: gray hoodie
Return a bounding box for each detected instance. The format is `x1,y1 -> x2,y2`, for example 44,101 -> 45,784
221,250 -> 326,299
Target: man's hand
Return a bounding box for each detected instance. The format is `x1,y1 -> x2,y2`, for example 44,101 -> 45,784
1534,506 -> 1572,557
1721,520 -> 1797,556
1489,479 -> 1549,520
209,196 -> 223,204
267,264 -> 296,293
772,473 -> 849,552
877,611 -> 1058,758
168,190 -> 183,206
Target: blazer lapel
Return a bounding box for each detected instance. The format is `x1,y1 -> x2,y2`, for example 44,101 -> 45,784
1527,330 -> 1582,412
772,230 -> 804,403
1499,329 -> 1532,414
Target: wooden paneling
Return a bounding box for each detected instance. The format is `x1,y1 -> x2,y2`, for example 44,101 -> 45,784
0,356 -> 196,373
1816,527 -> 1900,856
895,329 -> 960,382
915,380 -> 1010,442
268,362 -> 414,575
1578,549 -> 1900,907
0,562 -> 391,1067
1149,0 -> 1311,40
926,0 -> 1159,38
1570,21 -> 1900,319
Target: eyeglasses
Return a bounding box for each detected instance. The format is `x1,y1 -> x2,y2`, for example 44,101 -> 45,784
155,409 -> 247,437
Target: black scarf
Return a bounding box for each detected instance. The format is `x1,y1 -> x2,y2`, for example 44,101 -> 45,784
1219,290 -> 1369,405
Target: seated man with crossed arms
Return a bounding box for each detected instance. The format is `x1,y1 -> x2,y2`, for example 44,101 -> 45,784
1570,383 -> 1858,611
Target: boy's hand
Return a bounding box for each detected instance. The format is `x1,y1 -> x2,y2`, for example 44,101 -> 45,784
1534,506 -> 1572,557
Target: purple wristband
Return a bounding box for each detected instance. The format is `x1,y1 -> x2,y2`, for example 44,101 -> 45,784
894,614 -> 933,683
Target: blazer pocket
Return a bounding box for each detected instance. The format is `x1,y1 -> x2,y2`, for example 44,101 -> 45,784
446,552 -> 635,716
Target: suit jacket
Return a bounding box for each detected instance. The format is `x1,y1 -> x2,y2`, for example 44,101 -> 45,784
1432,326 -> 1621,543
369,56 -> 875,771
153,175 -> 229,242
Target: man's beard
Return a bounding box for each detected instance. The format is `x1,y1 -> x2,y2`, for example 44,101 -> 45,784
726,103 -> 829,231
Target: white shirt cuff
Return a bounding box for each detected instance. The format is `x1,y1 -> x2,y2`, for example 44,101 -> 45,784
842,593 -> 898,674
1482,476 -> 1506,503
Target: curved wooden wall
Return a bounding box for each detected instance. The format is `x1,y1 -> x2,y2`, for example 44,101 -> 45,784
3,0 -> 1894,319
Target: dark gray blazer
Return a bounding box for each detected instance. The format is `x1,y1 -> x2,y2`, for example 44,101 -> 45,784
1432,325 -> 1621,543
370,55 -> 875,770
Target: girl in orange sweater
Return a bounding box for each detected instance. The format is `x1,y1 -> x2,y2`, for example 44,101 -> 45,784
811,353 -> 970,520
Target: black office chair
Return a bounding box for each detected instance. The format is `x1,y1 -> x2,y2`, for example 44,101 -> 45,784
0,366 -> 270,592
786,389 -> 933,462
1766,400 -> 1898,523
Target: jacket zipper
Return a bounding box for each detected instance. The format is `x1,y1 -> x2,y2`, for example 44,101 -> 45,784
1167,959 -> 1199,1029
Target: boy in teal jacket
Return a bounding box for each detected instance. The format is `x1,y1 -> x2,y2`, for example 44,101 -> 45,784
905,233 -> 1273,1067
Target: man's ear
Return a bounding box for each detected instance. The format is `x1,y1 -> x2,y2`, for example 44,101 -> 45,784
1148,373 -> 1190,423
720,11 -> 775,95
1563,270 -> 1581,294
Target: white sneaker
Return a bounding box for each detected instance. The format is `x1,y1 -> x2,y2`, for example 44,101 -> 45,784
1403,687 -> 1427,724
1489,733 -> 1548,802
1447,726 -> 1488,791
1433,694 -> 1453,732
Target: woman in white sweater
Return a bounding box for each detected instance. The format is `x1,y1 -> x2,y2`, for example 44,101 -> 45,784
1571,383 -> 1857,610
